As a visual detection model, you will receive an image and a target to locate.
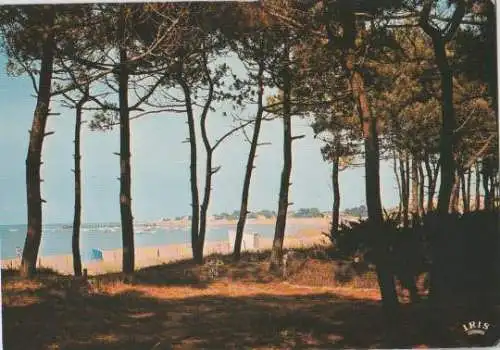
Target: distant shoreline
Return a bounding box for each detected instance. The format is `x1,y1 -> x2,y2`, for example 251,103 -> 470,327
1,224 -> 330,275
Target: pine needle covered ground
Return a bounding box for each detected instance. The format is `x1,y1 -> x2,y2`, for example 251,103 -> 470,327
3,247 -> 499,349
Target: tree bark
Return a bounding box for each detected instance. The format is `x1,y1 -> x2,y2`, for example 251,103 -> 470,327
326,2 -> 397,317
400,152 -> 410,227
180,78 -> 200,263
420,4 -> 463,215
450,172 -> 460,213
21,8 -> 56,278
72,89 -> 89,277
393,151 -> 403,218
197,65 -> 215,265
475,161 -> 481,210
435,40 -> 456,215
460,171 -> 469,213
411,156 -> 420,221
118,8 -> 134,274
418,162 -> 425,217
234,61 -> 265,261
269,61 -> 292,274
352,68 -> 398,315
483,159 -> 492,210
331,155 -> 341,238
466,168 -> 472,212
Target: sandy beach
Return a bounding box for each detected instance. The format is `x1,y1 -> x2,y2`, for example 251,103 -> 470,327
1,222 -> 330,275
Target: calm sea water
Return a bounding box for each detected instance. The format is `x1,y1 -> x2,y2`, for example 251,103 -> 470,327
0,221 -> 324,260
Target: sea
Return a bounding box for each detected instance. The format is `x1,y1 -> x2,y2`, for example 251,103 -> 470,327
0,221 -> 325,260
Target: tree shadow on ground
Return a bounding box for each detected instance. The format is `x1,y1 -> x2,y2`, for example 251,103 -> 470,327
4,274 -> 499,350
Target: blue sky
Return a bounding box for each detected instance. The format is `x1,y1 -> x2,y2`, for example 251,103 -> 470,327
0,55 -> 400,225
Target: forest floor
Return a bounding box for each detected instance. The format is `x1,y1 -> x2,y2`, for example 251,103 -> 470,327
3,247 -> 499,349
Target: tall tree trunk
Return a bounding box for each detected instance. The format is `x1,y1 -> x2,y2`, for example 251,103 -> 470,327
466,168 -> 472,212
400,153 -> 410,227
21,8 -> 56,278
460,171 -> 469,213
450,172 -> 460,213
72,89 -> 89,277
393,151 -> 403,218
411,156 -> 420,221
435,40 -> 456,215
475,161 -> 481,210
352,67 -> 398,315
269,63 -> 292,274
180,79 -> 200,262
234,61 -> 265,261
418,162 -> 425,216
424,156 -> 440,212
331,155 -> 341,238
118,9 -> 134,274
483,159 -> 492,210
326,2 -> 397,317
197,69 -> 215,265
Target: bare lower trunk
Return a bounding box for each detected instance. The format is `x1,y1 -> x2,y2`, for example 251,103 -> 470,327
180,79 -> 200,262
424,156 -> 439,212
353,68 -> 398,314
460,171 -> 469,213
483,163 -> 492,210
393,151 -> 403,217
72,92 -> 88,277
270,64 -> 292,274
400,153 -> 410,227
118,10 -> 134,274
435,40 -> 457,215
450,172 -> 460,213
21,9 -> 55,278
476,162 -> 481,210
411,156 -> 420,221
418,162 -> 425,216
234,62 -> 265,261
197,74 -> 215,265
466,168 -> 472,212
331,155 -> 341,237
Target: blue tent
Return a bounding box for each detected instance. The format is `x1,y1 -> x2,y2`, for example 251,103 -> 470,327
85,248 -> 103,262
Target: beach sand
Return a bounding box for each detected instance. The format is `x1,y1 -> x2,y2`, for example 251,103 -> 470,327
1,224 -> 330,275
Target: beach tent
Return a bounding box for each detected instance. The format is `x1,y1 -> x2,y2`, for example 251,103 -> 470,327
84,248 -> 104,262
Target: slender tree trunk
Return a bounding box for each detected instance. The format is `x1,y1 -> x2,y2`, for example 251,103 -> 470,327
331,155 -> 341,238
483,159 -> 492,210
180,79 -> 200,262
434,40 -> 457,215
411,156 -> 420,221
418,162 -> 425,216
118,9 -> 134,274
197,75 -> 215,265
475,162 -> 481,210
234,62 -> 265,261
400,153 -> 410,227
460,171 -> 469,213
21,9 -> 56,278
72,90 -> 89,277
466,168 -> 472,212
327,3 -> 397,317
450,172 -> 460,213
269,63 -> 292,274
352,68 -> 398,314
424,156 -> 434,212
393,151 -> 403,218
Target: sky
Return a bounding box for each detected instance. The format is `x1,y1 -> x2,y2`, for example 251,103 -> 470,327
0,54 -> 401,225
